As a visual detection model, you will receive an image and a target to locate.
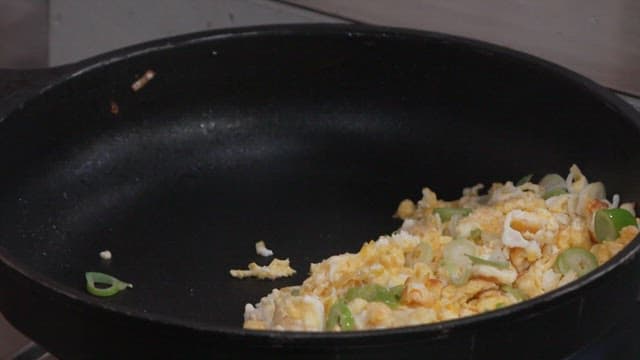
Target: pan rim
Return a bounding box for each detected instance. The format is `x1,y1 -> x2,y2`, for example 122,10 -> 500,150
1,23 -> 640,341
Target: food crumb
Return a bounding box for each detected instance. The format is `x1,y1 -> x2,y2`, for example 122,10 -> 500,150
255,240 -> 274,257
395,199 -> 416,219
99,250 -> 112,260
230,258 -> 296,280
109,100 -> 119,115
131,69 -> 156,92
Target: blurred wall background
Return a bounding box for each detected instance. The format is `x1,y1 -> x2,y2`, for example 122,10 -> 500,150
0,0 -> 638,94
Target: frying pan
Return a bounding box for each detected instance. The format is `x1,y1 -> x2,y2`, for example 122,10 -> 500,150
1,24 -> 640,359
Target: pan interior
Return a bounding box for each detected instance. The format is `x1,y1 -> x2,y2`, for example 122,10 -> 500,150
1,30 -> 639,328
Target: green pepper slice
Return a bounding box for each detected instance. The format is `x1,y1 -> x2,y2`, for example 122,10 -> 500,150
85,272 -> 132,297
433,207 -> 472,222
326,300 -> 355,331
501,285 -> 527,301
389,285 -> 404,300
542,188 -> 569,200
466,254 -> 510,269
516,174 -> 533,186
554,248 -> 598,277
594,208 -> 637,242
344,284 -> 403,308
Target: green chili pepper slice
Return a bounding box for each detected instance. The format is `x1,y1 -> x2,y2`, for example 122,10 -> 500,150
542,188 -> 569,200
594,208 -> 637,242
344,284 -> 403,308
516,174 -> 533,186
389,285 -> 404,300
469,228 -> 482,243
433,207 -> 472,222
501,285 -> 527,301
554,248 -> 598,277
465,254 -> 510,269
326,300 -> 355,331
85,272 -> 132,297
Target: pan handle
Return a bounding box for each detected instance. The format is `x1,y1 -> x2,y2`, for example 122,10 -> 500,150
0,66 -> 72,121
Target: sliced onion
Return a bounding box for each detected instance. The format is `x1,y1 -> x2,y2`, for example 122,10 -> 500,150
441,239 -> 476,285
447,214 -> 462,237
443,239 -> 477,265
566,164 -> 588,193
610,194 -> 620,209
621,202 -> 636,217
567,194 -> 578,216
444,262 -> 471,286
576,182 -> 606,217
539,174 -> 566,192
406,242 -> 433,267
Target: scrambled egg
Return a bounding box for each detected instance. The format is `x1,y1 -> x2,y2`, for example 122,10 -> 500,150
241,165 -> 638,331
230,258 -> 296,280
255,240 -> 274,257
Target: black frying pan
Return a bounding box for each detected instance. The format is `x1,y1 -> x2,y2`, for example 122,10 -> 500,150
1,24 -> 640,359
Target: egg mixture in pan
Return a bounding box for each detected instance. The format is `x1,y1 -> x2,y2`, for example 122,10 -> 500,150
240,165 -> 639,331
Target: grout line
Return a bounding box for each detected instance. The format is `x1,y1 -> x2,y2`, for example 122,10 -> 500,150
271,0 -> 361,24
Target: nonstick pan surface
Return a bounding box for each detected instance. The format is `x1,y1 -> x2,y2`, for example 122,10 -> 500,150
1,24 -> 640,359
